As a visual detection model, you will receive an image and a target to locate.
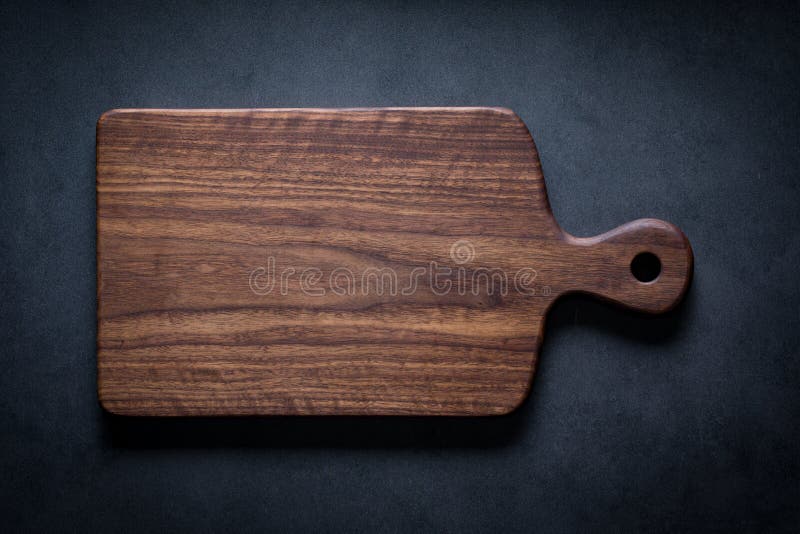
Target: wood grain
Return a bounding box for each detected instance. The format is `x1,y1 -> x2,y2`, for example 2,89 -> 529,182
96,108 -> 693,416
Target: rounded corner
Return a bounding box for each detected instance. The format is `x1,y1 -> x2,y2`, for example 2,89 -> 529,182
495,106 -> 518,116
493,379 -> 535,416
97,392 -> 126,416
97,109 -> 124,130
486,106 -> 520,120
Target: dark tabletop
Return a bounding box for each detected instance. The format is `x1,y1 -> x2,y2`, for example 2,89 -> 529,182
1,0 -> 798,532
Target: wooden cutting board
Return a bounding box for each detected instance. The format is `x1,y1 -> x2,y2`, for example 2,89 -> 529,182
96,108 -> 693,416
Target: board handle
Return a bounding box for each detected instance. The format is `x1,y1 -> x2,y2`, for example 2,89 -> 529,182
560,218 -> 693,314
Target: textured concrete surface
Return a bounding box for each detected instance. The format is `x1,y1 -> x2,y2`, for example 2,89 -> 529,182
1,0 -> 798,532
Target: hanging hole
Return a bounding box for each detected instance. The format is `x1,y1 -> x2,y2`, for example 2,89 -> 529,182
631,252 -> 661,283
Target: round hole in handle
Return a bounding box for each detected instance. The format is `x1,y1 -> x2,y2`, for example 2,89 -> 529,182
630,252 -> 661,283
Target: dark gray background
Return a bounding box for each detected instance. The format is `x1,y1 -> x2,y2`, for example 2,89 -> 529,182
2,0 -> 798,532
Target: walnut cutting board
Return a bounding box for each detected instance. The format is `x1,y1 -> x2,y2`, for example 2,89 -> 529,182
96,108 -> 693,416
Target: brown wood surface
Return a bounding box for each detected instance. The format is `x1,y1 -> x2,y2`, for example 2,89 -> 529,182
96,108 -> 693,416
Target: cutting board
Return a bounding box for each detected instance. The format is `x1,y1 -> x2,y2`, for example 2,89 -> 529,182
96,108 -> 693,416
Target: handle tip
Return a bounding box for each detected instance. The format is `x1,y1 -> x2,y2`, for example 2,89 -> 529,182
563,218 -> 693,314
